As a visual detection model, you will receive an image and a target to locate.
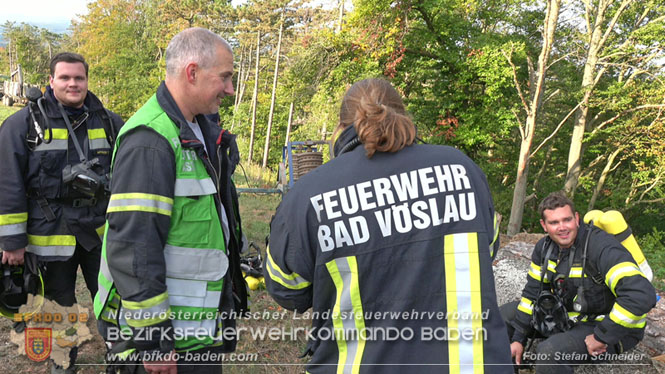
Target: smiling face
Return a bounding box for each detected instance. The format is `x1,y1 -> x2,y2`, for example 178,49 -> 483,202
49,61 -> 88,108
540,205 -> 580,249
194,45 -> 234,115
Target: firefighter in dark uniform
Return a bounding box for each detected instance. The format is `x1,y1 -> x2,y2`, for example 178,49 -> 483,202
501,192 -> 657,373
265,78 -> 512,373
0,52 -> 123,373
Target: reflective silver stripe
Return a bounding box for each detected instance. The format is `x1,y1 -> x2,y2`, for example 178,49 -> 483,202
169,291 -> 221,309
90,138 -> 111,150
451,233 -> 475,372
172,319 -> 216,338
333,258 -> 360,374
166,278 -> 207,298
34,139 -> 68,151
100,256 -> 114,283
164,245 -> 228,281
107,198 -> 173,214
174,177 -> 216,196
27,244 -> 75,257
0,222 -> 27,236
97,281 -> 111,311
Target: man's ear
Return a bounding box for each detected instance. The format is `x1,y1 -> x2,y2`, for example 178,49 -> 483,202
540,219 -> 547,232
185,62 -> 198,83
574,211 -> 580,227
49,75 -> 54,86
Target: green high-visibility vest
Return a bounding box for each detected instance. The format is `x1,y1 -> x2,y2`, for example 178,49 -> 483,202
93,94 -> 228,351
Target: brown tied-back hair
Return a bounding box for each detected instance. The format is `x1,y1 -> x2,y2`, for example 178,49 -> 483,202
336,78 -> 415,158
538,191 -> 575,220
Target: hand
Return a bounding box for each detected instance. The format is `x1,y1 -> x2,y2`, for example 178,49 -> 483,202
2,248 -> 26,266
584,334 -> 607,356
143,350 -> 177,374
510,341 -> 524,365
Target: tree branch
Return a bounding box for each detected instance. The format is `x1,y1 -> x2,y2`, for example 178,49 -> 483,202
590,104 -> 665,135
530,102 -> 581,158
503,47 -> 530,116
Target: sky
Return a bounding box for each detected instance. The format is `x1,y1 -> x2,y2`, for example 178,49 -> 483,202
1,0 -> 90,25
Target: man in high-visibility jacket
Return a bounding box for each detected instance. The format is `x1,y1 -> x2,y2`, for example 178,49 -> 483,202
94,27 -> 246,374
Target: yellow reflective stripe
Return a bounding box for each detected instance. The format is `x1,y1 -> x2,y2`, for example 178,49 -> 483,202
605,262 -> 645,295
517,297 -> 534,315
122,292 -> 171,327
528,262 -> 542,281
547,260 -> 557,273
44,128 -> 69,141
122,292 -> 169,310
326,260 -> 349,374
489,212 -> 500,257
609,303 -> 646,328
96,224 -> 106,238
569,267 -> 583,278
88,128 -> 106,139
326,257 -> 366,374
265,245 -> 311,290
107,193 -> 173,216
444,232 -> 484,374
0,212 -> 28,225
28,234 -> 76,246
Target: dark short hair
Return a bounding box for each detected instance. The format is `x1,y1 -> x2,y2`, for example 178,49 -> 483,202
50,52 -> 89,77
538,191 -> 575,220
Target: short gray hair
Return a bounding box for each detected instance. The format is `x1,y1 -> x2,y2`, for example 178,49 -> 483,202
165,27 -> 231,77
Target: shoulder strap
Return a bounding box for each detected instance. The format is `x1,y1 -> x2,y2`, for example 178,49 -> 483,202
581,225 -> 604,284
98,108 -> 117,146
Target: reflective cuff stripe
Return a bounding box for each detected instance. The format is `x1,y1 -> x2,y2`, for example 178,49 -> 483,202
528,263 -> 542,281
27,234 -> 76,257
580,314 -> 605,322
35,139 -> 68,151
609,303 -> 646,328
326,256 -> 366,374
0,212 -> 28,225
0,222 -> 27,236
444,232 -> 484,373
569,267 -> 583,278
605,262 -> 644,295
107,193 -> 173,216
265,245 -> 311,290
517,297 -> 534,315
121,292 -> 171,328
174,178 -> 217,196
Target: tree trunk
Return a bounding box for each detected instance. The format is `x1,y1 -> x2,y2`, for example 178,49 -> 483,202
234,49 -> 244,111
285,101 -> 294,147
262,20 -> 284,168
247,31 -> 261,164
507,0 -> 561,236
563,0 -> 633,196
337,0 -> 345,33
588,147 -> 622,210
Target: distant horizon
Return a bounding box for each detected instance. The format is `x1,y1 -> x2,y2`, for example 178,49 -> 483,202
0,20 -> 72,47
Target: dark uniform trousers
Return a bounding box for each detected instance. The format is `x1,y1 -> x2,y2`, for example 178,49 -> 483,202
500,301 -> 640,374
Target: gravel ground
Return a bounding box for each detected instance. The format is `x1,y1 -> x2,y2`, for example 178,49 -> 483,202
493,239 -> 664,374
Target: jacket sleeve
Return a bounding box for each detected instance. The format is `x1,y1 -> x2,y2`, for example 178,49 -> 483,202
105,126 -> 176,353
590,231 -> 657,346
510,239 -> 549,344
263,195 -> 315,313
0,111 -> 30,251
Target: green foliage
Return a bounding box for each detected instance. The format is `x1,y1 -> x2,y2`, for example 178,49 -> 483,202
0,106 -> 21,124
638,228 -> 665,291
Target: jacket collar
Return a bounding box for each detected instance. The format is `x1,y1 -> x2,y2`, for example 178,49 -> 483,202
42,86 -> 105,118
156,81 -> 221,153
333,125 -> 362,157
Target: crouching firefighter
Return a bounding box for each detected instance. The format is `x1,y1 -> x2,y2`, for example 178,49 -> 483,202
500,192 -> 657,374
0,52 -> 123,373
93,27 -> 248,374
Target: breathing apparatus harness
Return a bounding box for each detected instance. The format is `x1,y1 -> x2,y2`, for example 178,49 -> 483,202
531,240 -> 571,337
25,87 -> 116,215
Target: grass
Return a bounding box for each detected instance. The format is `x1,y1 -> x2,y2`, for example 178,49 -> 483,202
0,104 -> 21,123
